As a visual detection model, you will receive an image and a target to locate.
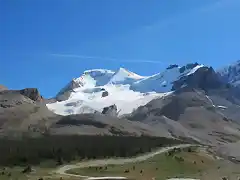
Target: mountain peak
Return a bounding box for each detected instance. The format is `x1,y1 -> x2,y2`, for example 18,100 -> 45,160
49,62 -> 234,118
108,67 -> 144,85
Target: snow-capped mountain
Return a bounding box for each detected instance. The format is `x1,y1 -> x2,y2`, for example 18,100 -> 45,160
131,63 -> 204,92
47,63 -> 222,116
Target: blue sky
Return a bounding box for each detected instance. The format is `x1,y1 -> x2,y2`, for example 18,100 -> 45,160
1,0 -> 240,97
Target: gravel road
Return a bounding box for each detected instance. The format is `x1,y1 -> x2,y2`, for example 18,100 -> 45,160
54,144 -> 194,180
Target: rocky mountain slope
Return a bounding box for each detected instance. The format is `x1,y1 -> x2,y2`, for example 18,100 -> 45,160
128,89 -> 240,141
0,88 -> 56,135
0,88 -> 161,137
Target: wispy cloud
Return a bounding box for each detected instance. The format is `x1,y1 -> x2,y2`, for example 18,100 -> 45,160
50,53 -> 165,64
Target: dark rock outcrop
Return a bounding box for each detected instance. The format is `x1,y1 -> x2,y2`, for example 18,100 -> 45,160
166,64 -> 178,70
102,104 -> 118,116
102,91 -> 109,97
173,66 -> 223,91
19,88 -> 43,102
179,63 -> 199,73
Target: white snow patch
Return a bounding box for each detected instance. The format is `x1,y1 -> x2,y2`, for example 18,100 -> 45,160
187,64 -> 204,75
131,64 -> 204,93
217,105 -> 227,109
131,67 -> 181,92
47,85 -> 166,116
205,95 -> 215,106
108,68 -> 144,85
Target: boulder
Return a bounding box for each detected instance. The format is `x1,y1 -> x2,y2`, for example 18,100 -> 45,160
102,104 -> 117,116
102,91 -> 109,97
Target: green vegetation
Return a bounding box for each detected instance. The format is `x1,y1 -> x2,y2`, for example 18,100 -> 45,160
67,147 -> 216,180
0,135 -> 182,166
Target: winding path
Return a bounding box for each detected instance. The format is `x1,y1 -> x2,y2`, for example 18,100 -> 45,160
54,144 -> 195,179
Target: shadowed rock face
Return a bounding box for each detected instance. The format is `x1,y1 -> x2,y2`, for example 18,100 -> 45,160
56,79 -> 82,101
102,104 -> 118,116
172,67 -> 223,91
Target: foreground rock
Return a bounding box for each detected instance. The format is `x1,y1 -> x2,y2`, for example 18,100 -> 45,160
102,104 -> 118,116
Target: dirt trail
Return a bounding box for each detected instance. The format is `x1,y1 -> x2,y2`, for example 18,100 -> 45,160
54,144 -> 194,179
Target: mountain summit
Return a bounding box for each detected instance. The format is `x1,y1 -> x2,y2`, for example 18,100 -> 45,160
48,63 -> 225,116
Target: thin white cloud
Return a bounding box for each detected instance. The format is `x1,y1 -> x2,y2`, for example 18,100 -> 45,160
51,53 -> 165,64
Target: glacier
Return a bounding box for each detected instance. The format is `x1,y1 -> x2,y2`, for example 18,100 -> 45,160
47,64 -> 205,116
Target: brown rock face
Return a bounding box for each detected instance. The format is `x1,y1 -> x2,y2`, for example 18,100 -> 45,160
19,88 -> 43,102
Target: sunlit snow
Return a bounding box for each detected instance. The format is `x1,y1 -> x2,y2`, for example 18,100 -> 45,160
47,65 -> 204,116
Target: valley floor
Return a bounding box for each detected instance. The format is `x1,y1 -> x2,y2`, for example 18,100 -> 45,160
1,145 -> 239,180
57,145 -> 240,180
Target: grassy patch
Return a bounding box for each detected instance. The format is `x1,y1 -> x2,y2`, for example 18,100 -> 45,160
0,166 -> 85,180
67,149 -> 216,180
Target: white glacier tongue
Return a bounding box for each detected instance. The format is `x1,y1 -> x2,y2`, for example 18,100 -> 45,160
131,67 -> 181,93
47,84 -> 168,116
48,64 -> 206,116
